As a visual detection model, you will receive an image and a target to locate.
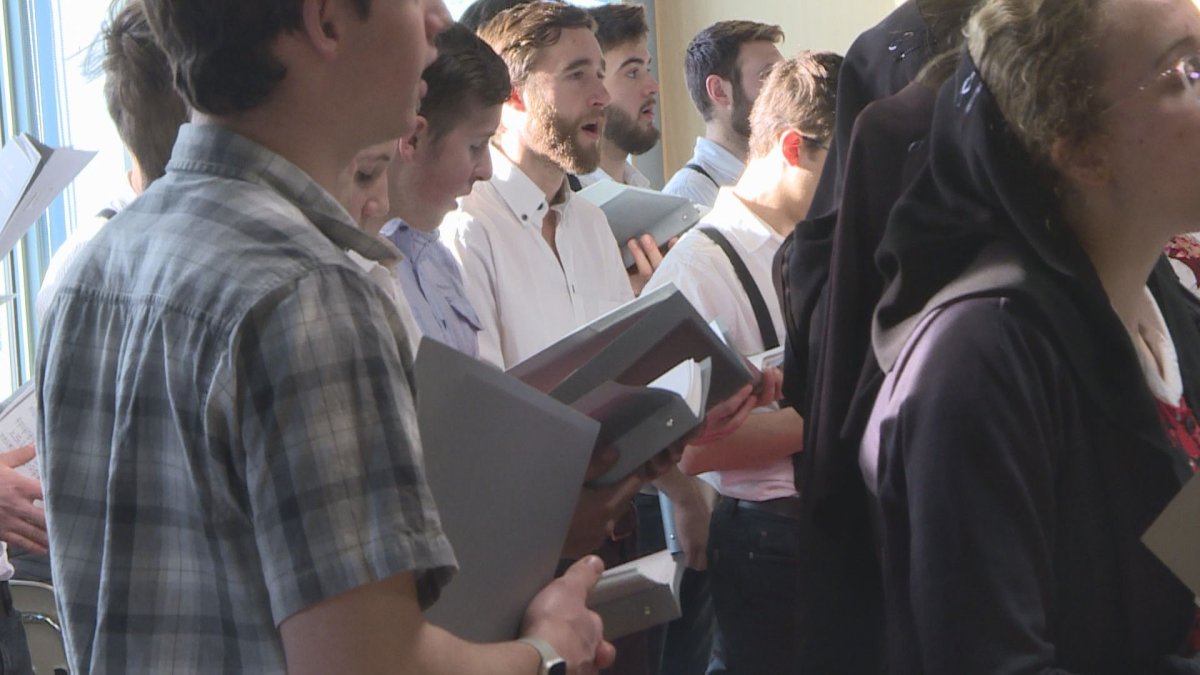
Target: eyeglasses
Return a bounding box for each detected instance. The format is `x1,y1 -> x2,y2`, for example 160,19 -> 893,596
1104,49 -> 1200,112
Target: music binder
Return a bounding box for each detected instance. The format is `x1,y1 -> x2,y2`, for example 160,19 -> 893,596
577,180 -> 706,268
1143,472 -> 1200,596
0,133 -> 95,258
506,285 -> 758,484
415,338 -> 601,642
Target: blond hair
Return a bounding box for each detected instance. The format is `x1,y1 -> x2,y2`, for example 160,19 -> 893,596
748,51 -> 842,160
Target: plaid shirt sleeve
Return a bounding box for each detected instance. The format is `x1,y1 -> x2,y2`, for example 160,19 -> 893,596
226,264 -> 456,625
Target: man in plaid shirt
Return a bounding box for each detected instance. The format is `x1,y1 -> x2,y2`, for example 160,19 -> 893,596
35,0 -> 612,673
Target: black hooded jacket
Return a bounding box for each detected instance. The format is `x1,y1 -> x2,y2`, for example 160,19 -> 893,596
866,54 -> 1200,675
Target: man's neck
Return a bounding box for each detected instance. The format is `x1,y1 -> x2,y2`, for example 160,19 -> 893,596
496,132 -> 567,200
193,105 -> 354,199
597,137 -> 629,184
732,160 -> 798,237
703,121 -> 749,164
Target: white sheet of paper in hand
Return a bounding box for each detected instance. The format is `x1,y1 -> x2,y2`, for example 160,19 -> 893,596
1143,472 -> 1200,597
0,381 -> 38,481
0,134 -> 96,258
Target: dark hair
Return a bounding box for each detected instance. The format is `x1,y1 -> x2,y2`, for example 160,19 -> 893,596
143,0 -> 370,115
748,50 -> 842,159
420,23 -> 511,141
94,0 -> 189,186
588,3 -> 648,53
459,0 -> 532,32
684,20 -> 783,121
478,1 -> 596,87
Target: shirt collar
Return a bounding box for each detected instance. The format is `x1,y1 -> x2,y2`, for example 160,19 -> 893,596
380,217 -> 441,259
168,123 -> 400,266
693,137 -> 746,186
488,146 -> 572,229
705,187 -> 784,255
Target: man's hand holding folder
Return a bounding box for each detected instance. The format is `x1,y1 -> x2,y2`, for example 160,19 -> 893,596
561,375 -> 782,559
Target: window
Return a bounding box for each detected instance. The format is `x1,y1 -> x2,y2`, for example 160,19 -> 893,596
0,0 -> 127,398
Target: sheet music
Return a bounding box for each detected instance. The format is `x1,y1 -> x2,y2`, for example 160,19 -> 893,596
0,381 -> 38,481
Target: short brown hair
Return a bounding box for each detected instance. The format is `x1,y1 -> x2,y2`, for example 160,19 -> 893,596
144,0 -> 370,115
99,0 -> 189,185
966,0 -> 1106,165
685,20 -> 784,121
748,51 -> 842,159
477,1 -> 595,87
420,23 -> 512,141
588,4 -> 649,53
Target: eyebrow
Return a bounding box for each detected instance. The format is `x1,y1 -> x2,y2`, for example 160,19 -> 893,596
618,56 -> 647,70
563,57 -> 600,72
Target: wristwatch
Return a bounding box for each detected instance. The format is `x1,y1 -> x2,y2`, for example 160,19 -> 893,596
517,637 -> 567,675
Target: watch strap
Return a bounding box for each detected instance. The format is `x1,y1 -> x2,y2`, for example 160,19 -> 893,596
517,636 -> 567,675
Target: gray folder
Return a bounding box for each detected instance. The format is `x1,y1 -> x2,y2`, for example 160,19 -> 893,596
416,338 -> 600,642
576,180 -> 706,268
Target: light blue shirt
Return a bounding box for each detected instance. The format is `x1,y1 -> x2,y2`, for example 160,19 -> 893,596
382,218 -> 481,358
661,137 -> 745,208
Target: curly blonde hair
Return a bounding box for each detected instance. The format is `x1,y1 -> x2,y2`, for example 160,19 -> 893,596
966,0 -> 1108,164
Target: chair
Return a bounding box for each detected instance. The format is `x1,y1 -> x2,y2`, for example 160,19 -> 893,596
9,579 -> 69,674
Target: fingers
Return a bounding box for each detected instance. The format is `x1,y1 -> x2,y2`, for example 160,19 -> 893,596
627,239 -> 653,280
595,639 -> 618,670
638,234 -> 664,268
583,446 -> 618,482
0,514 -> 48,554
10,473 -> 42,502
0,444 -> 35,468
559,555 -> 606,595
605,473 -> 644,514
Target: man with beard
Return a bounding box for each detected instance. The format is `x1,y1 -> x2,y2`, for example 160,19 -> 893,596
444,8 -> 778,674
662,21 -> 783,208
580,6 -> 719,675
443,1 -> 632,370
577,4 -> 658,190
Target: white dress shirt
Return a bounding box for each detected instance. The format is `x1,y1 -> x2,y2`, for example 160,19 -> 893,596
644,188 -> 796,501
661,137 -> 745,208
442,147 -> 634,369
578,160 -> 652,189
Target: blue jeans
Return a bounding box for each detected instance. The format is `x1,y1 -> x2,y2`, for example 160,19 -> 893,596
706,497 -> 804,675
634,493 -> 714,675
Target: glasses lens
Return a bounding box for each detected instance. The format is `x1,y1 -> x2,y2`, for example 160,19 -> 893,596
1184,53 -> 1200,90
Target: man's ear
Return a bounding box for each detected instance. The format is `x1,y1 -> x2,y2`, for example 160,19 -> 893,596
507,83 -> 528,112
1050,134 -> 1111,188
780,129 -> 804,167
705,74 -> 733,111
300,0 -> 343,59
396,116 -> 428,161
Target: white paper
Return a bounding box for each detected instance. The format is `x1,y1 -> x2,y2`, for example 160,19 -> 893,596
0,133 -> 96,258
0,381 -> 38,481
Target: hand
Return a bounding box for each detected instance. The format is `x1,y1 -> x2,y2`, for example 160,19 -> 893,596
626,234 -> 665,297
687,368 -> 784,447
562,448 -> 644,559
521,556 -> 615,675
0,445 -> 47,554
657,471 -> 712,570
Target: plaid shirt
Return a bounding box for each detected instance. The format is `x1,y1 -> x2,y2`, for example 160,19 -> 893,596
36,124 -> 456,673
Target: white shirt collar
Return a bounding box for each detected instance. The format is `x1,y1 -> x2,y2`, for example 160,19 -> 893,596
705,187 -> 785,255
1125,286 -> 1182,403
489,147 -> 571,230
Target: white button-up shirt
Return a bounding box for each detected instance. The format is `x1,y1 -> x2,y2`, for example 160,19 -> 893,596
661,137 -> 745,208
644,187 -> 796,501
578,160 -> 652,189
442,147 -> 634,369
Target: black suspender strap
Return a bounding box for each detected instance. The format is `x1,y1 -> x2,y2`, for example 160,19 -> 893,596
684,163 -> 718,188
566,173 -> 583,192
696,226 -> 780,349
